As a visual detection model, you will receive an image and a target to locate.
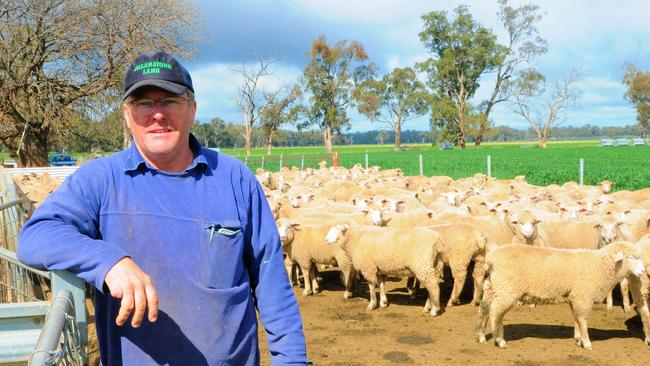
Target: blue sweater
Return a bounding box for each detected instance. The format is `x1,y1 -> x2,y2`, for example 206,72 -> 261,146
18,137 -> 308,365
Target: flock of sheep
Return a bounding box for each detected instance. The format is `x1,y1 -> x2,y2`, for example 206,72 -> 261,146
257,162 -> 650,350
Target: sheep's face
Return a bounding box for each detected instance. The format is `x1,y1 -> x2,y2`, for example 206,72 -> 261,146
512,213 -> 539,239
518,221 -> 536,239
441,192 -> 458,206
600,180 -> 613,194
277,223 -> 297,246
369,209 -> 386,226
596,219 -> 622,244
289,196 -> 301,208
352,198 -> 370,209
325,224 -> 348,246
616,254 -> 646,277
388,199 -> 405,213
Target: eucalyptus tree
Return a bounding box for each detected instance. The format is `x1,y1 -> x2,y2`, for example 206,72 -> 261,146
474,0 -> 548,147
418,5 -> 503,148
301,35 -> 375,153
355,67 -> 429,151
623,63 -> 650,130
260,84 -> 302,155
0,0 -> 202,166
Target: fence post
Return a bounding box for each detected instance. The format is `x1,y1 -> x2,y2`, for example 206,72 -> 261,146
261,156 -> 265,170
487,155 -> 491,178
419,154 -> 423,176
301,155 -> 304,170
332,151 -> 339,167
365,153 -> 368,170
245,156 -> 248,166
579,158 -> 584,185
280,154 -> 283,170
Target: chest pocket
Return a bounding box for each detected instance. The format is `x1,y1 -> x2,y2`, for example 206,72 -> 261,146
198,219 -> 245,289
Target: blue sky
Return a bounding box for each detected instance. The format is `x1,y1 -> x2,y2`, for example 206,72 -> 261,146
183,0 -> 650,132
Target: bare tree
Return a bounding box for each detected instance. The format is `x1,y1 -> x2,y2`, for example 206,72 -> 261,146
0,0 -> 203,166
511,68 -> 580,148
233,52 -> 281,156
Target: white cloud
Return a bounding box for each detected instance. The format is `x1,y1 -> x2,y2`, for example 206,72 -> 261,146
189,0 -> 650,131
191,62 -> 302,123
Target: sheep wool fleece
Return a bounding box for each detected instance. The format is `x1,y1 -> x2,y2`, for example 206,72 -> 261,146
17,136 -> 308,366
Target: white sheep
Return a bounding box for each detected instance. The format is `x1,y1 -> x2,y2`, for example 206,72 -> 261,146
476,241 -> 646,350
324,223 -> 443,316
428,223 -> 489,306
277,218 -> 356,298
627,236 -> 650,345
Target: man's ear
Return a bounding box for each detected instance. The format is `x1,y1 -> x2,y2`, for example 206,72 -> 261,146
122,104 -> 133,130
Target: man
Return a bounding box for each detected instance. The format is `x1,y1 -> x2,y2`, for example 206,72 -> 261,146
18,51 -> 309,365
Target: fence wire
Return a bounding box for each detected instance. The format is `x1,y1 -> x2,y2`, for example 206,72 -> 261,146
1,197 -> 48,303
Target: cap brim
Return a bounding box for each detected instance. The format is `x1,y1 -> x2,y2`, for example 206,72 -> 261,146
122,80 -> 188,100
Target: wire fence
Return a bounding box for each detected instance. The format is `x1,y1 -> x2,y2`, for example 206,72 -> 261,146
0,198 -> 48,303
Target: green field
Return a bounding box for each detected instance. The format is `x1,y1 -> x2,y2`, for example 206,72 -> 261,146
4,140 -> 649,191
222,141 -> 650,192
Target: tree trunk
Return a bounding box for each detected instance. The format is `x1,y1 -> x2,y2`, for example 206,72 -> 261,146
323,126 -> 332,153
245,126 -> 252,157
458,134 -> 466,149
14,124 -> 50,167
457,103 -> 466,149
122,119 -> 131,149
266,130 -> 275,156
394,121 -> 402,151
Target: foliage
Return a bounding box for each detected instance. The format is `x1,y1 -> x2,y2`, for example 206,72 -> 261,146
301,35 -> 375,153
418,5 -> 503,148
260,84 -> 302,154
354,67 -> 429,150
475,0 -> 547,146
623,63 -> 650,130
0,0 -> 203,166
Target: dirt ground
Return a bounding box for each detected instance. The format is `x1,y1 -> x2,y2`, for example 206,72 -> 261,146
259,269 -> 650,366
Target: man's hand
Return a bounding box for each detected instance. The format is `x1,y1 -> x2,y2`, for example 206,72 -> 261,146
104,257 -> 158,327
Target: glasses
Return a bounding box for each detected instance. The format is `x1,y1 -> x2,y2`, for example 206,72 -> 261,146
128,96 -> 192,117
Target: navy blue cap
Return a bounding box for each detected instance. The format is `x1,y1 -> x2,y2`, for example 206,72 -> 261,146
122,51 -> 194,100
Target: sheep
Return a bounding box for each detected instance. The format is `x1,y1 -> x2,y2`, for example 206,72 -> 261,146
507,213 -> 631,311
627,236 -> 650,345
324,223 -> 443,316
372,208 -> 435,228
476,241 -> 646,350
428,223 -> 489,306
276,218 -> 356,298
445,216 -> 515,246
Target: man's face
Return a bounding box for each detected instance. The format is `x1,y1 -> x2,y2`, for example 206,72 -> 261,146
123,87 -> 197,169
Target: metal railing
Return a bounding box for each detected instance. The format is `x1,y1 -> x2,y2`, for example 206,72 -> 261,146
28,289 -> 83,366
1,168 -> 87,365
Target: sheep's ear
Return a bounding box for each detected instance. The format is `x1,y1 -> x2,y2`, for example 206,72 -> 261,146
291,223 -> 301,229
510,220 -> 519,225
594,222 -> 602,229
341,223 -> 350,232
535,219 -> 543,224
426,211 -> 434,219
360,208 -> 369,214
